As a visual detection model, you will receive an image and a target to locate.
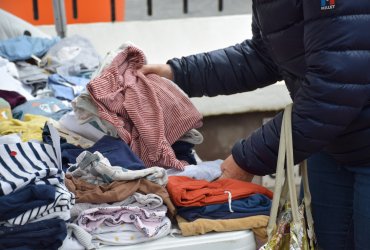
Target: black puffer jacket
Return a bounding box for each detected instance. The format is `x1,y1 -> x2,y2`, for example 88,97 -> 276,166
167,1 -> 370,175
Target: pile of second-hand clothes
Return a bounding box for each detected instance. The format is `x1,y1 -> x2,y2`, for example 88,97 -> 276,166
0,123 -> 75,250
0,17 -> 273,249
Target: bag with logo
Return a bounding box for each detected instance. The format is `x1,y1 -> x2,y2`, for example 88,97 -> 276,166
259,104 -> 317,250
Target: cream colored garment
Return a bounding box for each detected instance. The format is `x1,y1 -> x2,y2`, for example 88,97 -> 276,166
71,92 -> 118,138
48,119 -> 94,148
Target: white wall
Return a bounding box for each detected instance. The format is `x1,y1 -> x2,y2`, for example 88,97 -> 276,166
39,15 -> 291,116
39,15 -> 252,63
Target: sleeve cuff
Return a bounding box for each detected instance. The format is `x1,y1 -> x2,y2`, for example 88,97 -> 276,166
231,139 -> 251,172
231,138 -> 274,176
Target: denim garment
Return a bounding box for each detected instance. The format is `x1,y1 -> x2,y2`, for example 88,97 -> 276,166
0,184 -> 55,220
0,218 -> 67,250
307,152 -> 370,250
177,194 -> 271,221
47,133 -> 146,171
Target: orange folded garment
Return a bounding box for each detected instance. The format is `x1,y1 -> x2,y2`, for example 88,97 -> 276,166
167,176 -> 273,207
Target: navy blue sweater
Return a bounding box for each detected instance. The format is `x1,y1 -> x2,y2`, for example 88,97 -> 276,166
167,1 -> 370,175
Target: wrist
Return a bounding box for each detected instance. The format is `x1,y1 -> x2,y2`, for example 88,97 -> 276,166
164,64 -> 174,81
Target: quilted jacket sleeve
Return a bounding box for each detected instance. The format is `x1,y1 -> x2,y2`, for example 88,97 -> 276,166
167,15 -> 282,97
232,2 -> 370,175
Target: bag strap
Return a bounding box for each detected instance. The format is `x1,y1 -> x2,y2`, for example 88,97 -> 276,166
266,104 -> 289,239
284,104 -> 301,227
279,175 -> 289,208
285,105 -> 315,240
301,161 -> 315,241
267,103 -> 314,238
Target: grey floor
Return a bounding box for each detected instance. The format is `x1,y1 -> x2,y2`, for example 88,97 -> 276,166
125,0 -> 253,21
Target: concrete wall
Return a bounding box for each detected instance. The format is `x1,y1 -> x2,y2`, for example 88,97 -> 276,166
195,111 -> 280,161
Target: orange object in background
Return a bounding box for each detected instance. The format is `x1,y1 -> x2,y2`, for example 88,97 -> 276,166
0,0 -> 125,25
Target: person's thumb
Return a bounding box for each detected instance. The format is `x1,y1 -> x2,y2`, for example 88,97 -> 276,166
138,65 -> 152,75
139,64 -> 173,81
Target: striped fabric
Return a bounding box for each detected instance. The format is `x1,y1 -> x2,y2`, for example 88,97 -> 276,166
7,183 -> 75,225
0,141 -> 64,195
87,45 -> 203,170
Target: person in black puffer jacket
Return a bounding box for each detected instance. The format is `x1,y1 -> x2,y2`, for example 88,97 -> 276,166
140,1 -> 370,248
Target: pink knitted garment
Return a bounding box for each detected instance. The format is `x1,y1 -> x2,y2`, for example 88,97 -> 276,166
87,46 -> 203,170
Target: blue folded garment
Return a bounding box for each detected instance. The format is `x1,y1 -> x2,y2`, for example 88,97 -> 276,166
177,194 -> 272,221
12,97 -> 72,121
0,184 -> 56,221
0,218 -> 67,250
0,35 -> 59,61
48,74 -> 90,101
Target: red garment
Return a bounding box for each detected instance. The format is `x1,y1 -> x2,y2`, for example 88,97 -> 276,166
167,176 -> 273,207
87,46 -> 202,170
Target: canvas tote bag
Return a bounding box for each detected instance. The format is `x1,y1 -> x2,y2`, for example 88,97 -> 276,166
260,104 -> 317,250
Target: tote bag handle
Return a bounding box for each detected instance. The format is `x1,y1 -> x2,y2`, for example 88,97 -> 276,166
267,104 -> 314,240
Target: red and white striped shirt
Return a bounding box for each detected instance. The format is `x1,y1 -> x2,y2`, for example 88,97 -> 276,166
87,46 -> 203,170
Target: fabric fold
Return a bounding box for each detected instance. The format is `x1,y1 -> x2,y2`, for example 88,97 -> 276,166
87,45 -> 203,169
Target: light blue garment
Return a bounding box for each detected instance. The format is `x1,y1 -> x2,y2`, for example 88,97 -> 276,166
166,159 -> 223,181
48,74 -> 89,101
12,97 -> 71,121
0,35 -> 59,61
